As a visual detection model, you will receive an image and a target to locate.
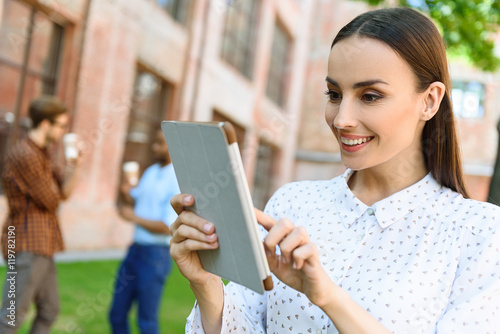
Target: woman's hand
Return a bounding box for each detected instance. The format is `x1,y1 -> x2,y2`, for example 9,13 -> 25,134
170,194 -> 225,334
256,209 -> 336,308
257,209 -> 391,333
169,194 -> 220,286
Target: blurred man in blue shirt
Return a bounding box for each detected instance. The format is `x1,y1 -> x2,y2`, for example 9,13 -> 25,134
109,130 -> 180,334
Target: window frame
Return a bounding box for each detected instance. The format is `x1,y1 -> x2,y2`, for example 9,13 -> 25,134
265,20 -> 292,108
121,66 -> 173,174
156,0 -> 191,25
451,80 -> 486,119
220,0 -> 259,79
252,140 -> 279,210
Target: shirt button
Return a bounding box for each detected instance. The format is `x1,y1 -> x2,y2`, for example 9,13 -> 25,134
316,330 -> 322,334
367,208 -> 375,216
357,234 -> 364,241
333,275 -> 340,282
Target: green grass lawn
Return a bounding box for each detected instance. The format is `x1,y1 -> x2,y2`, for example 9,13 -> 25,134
0,259 -> 196,333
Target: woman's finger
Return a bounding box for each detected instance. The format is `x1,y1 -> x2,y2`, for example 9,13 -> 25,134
170,194 -> 194,215
171,222 -> 218,245
291,242 -> 318,270
172,238 -> 219,255
170,210 -> 215,236
263,218 -> 294,254
279,226 -> 310,265
263,241 -> 279,271
255,208 -> 276,231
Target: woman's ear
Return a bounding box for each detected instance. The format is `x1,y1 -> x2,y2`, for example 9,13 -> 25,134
421,81 -> 445,121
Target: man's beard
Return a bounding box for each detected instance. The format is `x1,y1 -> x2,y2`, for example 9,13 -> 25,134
44,132 -> 57,147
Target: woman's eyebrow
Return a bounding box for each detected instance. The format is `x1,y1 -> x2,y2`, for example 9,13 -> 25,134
325,76 -> 388,89
325,76 -> 338,87
352,79 -> 389,89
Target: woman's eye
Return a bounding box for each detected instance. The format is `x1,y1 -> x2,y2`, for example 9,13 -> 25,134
362,93 -> 381,103
324,90 -> 341,101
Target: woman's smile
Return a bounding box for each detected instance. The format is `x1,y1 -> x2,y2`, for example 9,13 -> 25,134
340,135 -> 374,152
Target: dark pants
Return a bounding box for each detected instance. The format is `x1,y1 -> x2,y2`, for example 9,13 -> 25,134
109,244 -> 171,334
0,252 -> 60,334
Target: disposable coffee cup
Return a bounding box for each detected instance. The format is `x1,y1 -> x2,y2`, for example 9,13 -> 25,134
63,133 -> 79,160
122,161 -> 140,186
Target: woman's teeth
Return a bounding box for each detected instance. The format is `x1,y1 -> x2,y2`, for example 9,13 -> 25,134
341,137 -> 372,146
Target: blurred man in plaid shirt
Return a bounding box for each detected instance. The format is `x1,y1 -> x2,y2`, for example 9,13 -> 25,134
0,96 -> 81,334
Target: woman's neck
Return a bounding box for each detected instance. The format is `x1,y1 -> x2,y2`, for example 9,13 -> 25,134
348,164 -> 428,206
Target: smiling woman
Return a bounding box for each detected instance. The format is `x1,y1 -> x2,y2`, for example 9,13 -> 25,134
168,7 -> 500,334
325,35 -> 448,203
327,7 -> 469,201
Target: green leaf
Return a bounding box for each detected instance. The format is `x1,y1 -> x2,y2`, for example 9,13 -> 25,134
352,0 -> 500,71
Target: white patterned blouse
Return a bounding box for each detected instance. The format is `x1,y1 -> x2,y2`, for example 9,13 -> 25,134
186,169 -> 500,334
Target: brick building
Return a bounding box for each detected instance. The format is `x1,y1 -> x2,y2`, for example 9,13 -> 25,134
0,0 -> 498,252
0,0 -> 314,250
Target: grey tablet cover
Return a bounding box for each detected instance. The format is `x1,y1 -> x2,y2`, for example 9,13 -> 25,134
161,121 -> 269,294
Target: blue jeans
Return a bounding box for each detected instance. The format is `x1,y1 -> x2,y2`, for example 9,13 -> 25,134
109,244 -> 171,334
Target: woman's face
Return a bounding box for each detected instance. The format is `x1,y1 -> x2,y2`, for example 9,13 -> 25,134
325,36 -> 428,173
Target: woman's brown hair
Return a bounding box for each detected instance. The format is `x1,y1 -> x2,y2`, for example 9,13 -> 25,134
331,7 -> 470,198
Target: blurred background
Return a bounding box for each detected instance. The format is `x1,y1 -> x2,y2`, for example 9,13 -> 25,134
0,0 -> 499,254
1,0 -> 500,332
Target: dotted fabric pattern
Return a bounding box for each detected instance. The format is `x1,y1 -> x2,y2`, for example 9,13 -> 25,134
186,169 -> 500,333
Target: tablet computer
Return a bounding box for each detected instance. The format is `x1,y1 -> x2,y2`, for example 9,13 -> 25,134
161,120 -> 273,294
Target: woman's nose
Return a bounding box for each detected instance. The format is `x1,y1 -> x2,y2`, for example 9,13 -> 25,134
333,98 -> 358,130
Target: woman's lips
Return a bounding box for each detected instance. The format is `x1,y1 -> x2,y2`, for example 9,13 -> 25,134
339,136 -> 374,152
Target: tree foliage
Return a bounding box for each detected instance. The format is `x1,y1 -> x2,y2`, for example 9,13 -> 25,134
355,0 -> 500,72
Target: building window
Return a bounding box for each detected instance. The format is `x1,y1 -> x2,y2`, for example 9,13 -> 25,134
266,22 -> 291,107
452,81 -> 485,118
252,142 -> 277,210
122,69 -> 172,172
156,0 -> 190,25
0,0 -> 64,182
220,0 -> 258,78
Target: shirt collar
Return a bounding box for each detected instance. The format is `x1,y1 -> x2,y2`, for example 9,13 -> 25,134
331,169 -> 369,229
26,137 -> 49,157
332,168 -> 442,229
373,172 -> 442,228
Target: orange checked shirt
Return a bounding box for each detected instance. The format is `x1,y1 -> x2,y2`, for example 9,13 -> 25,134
1,137 -> 65,259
